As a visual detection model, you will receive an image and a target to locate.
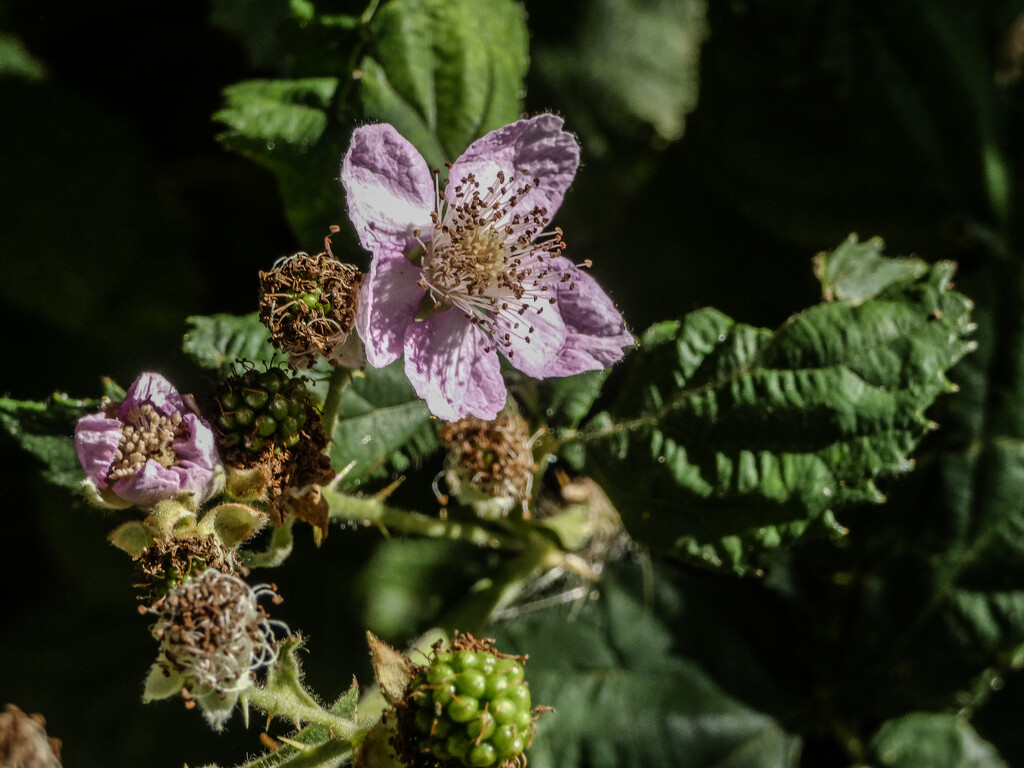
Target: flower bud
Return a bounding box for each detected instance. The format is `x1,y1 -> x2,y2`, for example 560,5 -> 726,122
74,373 -> 222,510
258,250 -> 365,370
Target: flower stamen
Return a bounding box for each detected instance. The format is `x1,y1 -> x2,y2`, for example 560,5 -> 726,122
108,404 -> 185,482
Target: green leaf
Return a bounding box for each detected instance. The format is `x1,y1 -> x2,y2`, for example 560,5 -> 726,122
183,313 -> 278,374
533,0 -> 708,150
0,392 -> 99,489
538,369 -> 610,430
497,569 -> 801,768
868,713 -> 1007,767
578,238 -> 975,573
357,0 -> 529,168
215,78 -> 345,243
0,32 -> 47,80
328,360 -> 439,490
813,234 -> 930,305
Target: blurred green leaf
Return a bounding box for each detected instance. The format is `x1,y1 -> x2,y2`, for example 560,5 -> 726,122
328,360 -> 439,490
0,393 -> 98,489
534,0 -> 707,152
183,313 -> 277,374
497,570 -> 801,768
358,538 -> 488,640
579,237 -> 975,573
358,0 -> 529,168
0,32 -> 46,80
868,713 -> 1007,767
215,79 -> 344,243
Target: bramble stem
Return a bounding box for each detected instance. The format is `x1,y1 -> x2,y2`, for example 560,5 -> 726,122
320,366 -> 352,440
322,487 -> 520,550
241,685 -> 361,742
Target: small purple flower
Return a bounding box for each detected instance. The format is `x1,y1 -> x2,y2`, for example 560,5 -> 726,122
341,115 -> 633,421
75,373 -> 222,508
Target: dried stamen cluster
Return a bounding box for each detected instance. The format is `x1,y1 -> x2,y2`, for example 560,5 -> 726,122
0,704 -> 61,768
150,569 -> 283,695
135,534 -> 246,595
418,169 -> 569,357
108,404 -> 184,482
258,251 -> 364,369
439,411 -> 537,510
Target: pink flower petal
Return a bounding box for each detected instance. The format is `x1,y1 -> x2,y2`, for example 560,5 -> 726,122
120,372 -> 185,419
403,311 -> 506,421
494,296 -> 568,378
114,462 -> 188,507
543,258 -> 634,375
356,255 -> 425,368
74,413 -> 123,490
447,115 -> 580,227
341,124 -> 435,255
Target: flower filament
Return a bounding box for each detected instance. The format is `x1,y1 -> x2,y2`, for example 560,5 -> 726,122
416,169 -> 567,355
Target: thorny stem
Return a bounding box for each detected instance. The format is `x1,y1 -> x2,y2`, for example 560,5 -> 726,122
322,487 -> 520,550
320,366 -> 352,440
241,685 -> 362,743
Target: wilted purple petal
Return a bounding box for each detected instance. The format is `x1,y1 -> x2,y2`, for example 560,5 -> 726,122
447,115 -> 580,227
341,123 -> 434,255
355,255 -> 425,368
119,372 -> 185,420
75,413 -> 123,490
404,312 -> 505,421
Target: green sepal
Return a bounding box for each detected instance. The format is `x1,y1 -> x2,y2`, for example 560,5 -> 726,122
145,499 -> 199,540
142,659 -> 184,702
108,520 -> 155,558
199,503 -> 269,549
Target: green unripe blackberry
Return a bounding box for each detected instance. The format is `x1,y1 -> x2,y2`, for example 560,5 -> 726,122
404,635 -> 539,768
214,366 -> 311,454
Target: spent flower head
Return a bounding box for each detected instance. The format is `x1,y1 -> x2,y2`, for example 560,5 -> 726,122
75,373 -> 222,509
258,243 -> 365,370
439,410 -> 538,516
145,568 -> 287,729
0,704 -> 62,768
341,115 -> 633,421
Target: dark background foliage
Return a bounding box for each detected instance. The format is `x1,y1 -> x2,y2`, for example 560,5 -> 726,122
4,0 -> 1024,766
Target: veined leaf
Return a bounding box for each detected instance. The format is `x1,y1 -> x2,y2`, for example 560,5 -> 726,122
497,569 -> 801,768
357,0 -> 529,168
183,313 -> 278,374
579,237 -> 975,573
328,360 -> 439,491
0,392 -> 99,489
215,78 -> 345,244
868,713 -> 1007,767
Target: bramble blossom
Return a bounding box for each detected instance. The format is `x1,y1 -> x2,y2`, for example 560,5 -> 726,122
341,115 -> 633,420
75,372 -> 222,509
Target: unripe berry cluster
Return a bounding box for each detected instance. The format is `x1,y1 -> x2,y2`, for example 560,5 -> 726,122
406,642 -> 536,768
214,368 -> 309,453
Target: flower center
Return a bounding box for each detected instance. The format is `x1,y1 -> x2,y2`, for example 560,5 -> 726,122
108,403 -> 184,483
417,169 -> 566,352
